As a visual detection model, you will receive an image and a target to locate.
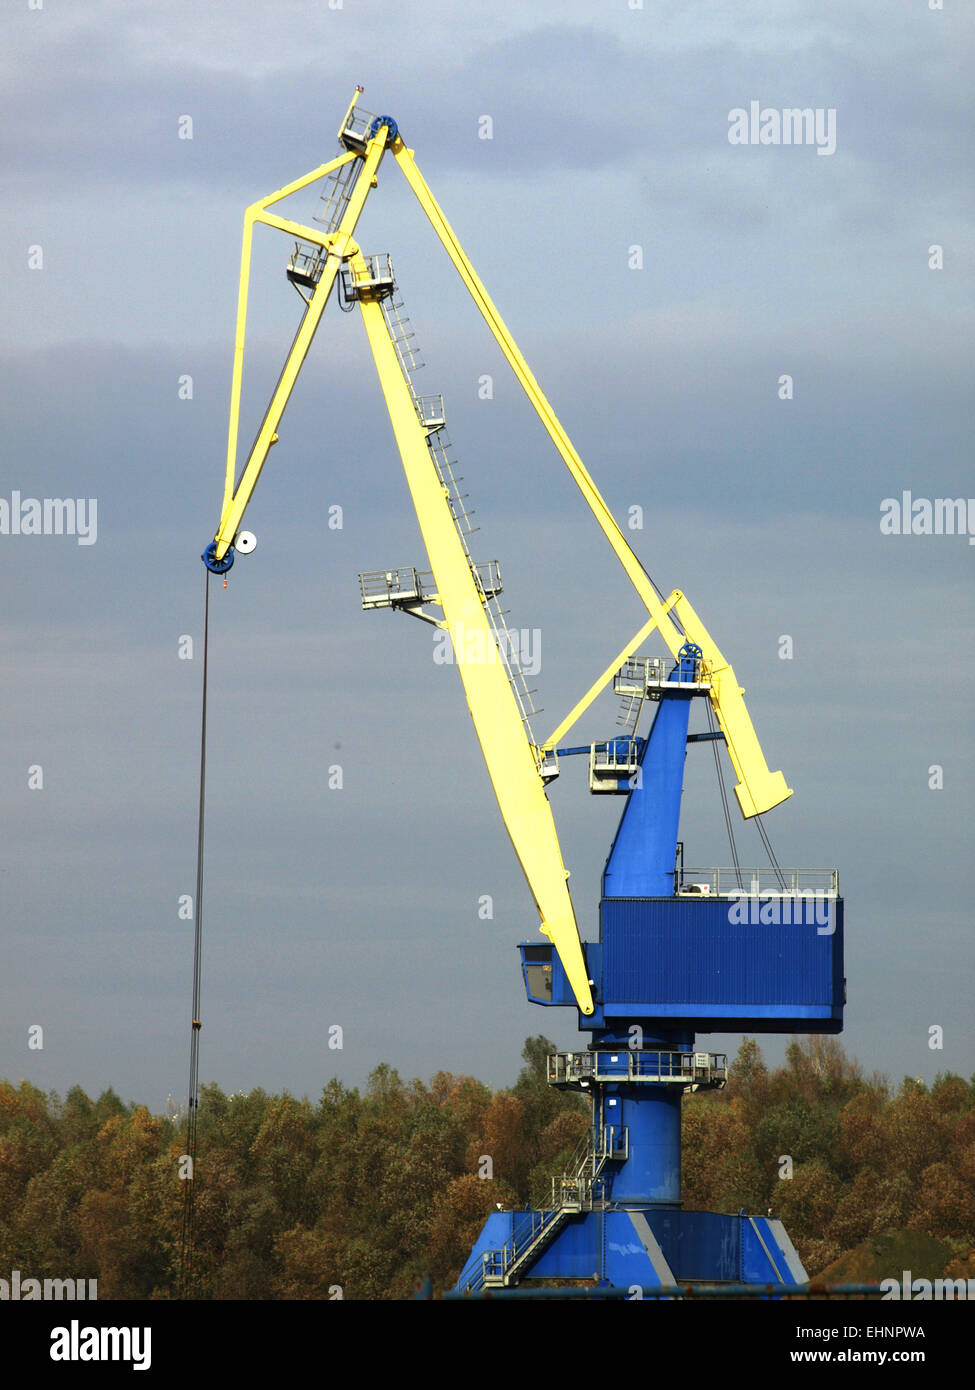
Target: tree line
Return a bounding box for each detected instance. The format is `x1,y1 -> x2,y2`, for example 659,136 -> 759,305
0,1036 -> 972,1297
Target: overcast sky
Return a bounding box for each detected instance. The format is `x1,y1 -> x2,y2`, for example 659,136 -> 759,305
1,0 -> 973,1115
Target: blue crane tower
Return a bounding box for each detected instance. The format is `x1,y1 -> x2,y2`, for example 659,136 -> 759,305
197,93 -> 845,1296
456,647 -> 844,1291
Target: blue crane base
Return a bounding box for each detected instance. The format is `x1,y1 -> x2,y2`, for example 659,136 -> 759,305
456,1206 -> 805,1293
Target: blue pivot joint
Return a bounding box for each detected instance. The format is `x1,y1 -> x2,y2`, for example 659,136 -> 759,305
202,541 -> 234,574
369,114 -> 399,143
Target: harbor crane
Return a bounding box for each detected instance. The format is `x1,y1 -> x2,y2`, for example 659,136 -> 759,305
202,91 -> 844,1291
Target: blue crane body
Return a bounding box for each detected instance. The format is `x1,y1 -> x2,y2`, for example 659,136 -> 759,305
200,93 -> 845,1295
457,659 -> 844,1291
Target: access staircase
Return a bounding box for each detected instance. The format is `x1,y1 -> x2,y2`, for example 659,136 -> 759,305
461,1125 -> 627,1292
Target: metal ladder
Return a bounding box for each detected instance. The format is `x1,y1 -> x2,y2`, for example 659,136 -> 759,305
616,688 -> 645,735
379,286 -> 541,738
287,140 -> 366,296
315,153 -> 361,234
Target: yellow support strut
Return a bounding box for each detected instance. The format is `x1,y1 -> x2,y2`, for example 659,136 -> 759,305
212,131 -> 389,563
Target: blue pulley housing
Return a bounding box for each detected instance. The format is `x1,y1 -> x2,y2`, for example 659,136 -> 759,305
369,114 -> 398,143
202,541 -> 234,574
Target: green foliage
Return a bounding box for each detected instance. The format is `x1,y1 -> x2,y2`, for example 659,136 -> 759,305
1,1041 -> 972,1295
682,1041 -> 975,1276
818,1228 -> 962,1285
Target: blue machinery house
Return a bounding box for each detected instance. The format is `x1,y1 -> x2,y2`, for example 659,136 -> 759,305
456,653 -> 844,1292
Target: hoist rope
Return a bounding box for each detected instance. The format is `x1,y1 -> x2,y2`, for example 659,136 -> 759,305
636,555 -> 685,635
703,694 -> 788,893
705,697 -> 742,889
178,568 -> 211,1297
755,810 -> 788,892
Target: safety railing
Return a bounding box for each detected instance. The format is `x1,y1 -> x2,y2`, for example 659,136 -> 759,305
359,562 -> 501,612
359,567 -> 427,608
414,394 -> 446,430
470,560 -> 502,600
589,739 -> 641,791
469,1207 -> 563,1291
286,241 -> 328,289
615,656 -> 713,696
343,252 -> 395,300
590,739 -> 641,773
678,867 -> 839,897
339,104 -> 379,151
548,1050 -> 728,1088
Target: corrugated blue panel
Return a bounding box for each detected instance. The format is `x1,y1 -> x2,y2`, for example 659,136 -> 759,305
460,1208 -> 805,1286
534,1210 -> 741,1285
656,1210 -> 741,1283
530,1214 -> 600,1280
601,897 -> 843,1025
